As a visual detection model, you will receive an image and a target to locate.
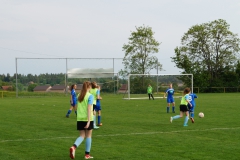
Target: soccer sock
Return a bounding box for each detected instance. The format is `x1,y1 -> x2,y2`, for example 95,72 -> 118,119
184,116 -> 189,125
67,110 -> 72,115
172,106 -> 175,112
191,112 -> 194,118
98,115 -> 101,124
74,136 -> 84,147
167,107 -> 169,113
93,115 -> 96,126
75,110 -> 77,115
85,137 -> 92,153
172,115 -> 181,120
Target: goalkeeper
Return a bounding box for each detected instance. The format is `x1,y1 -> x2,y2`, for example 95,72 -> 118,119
147,84 -> 154,100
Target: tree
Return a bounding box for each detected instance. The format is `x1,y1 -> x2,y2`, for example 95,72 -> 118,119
121,25 -> 162,92
122,25 -> 162,75
28,83 -> 38,92
172,19 -> 240,88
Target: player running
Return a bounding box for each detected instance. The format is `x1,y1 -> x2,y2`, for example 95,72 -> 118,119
188,91 -> 198,123
170,87 -> 192,127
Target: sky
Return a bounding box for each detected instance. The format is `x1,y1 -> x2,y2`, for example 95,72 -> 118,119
0,0 -> 240,76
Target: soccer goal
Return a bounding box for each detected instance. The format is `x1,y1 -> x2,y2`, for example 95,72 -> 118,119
123,74 -> 193,100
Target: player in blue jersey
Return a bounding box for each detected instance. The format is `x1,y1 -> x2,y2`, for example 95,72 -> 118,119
66,84 -> 77,118
164,83 -> 175,113
170,87 -> 192,127
96,85 -> 103,126
69,81 -> 94,159
188,91 -> 198,123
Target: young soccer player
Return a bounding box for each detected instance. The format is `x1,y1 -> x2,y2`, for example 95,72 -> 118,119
170,87 -> 192,127
90,81 -> 100,129
164,83 -> 175,113
66,84 -> 77,118
96,85 -> 102,126
147,84 -> 154,100
188,91 -> 198,123
69,81 -> 94,159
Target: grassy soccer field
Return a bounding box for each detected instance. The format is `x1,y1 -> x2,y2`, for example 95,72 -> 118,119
0,93 -> 240,160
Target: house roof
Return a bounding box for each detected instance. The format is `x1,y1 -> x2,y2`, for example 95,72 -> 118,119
51,85 -> 67,90
1,86 -> 12,90
76,84 -> 83,90
33,86 -> 52,91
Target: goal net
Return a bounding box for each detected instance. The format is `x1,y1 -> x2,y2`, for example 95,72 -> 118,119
123,74 -> 193,100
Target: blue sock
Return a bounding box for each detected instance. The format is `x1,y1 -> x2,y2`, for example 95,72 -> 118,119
85,137 -> 92,152
191,112 -> 194,118
98,115 -> 101,124
67,110 -> 72,115
172,115 -> 181,120
172,106 -> 175,112
184,116 -> 189,125
167,107 -> 169,113
74,136 -> 84,147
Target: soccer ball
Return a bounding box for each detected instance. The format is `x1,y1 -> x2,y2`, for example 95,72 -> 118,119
198,112 -> 204,118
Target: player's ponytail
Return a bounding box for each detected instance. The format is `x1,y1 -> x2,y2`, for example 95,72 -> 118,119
91,81 -> 97,89
78,81 -> 91,102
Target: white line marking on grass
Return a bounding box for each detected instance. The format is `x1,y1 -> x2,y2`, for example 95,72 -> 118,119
1,127 -> 239,143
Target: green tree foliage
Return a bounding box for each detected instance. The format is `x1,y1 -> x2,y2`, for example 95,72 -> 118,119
122,25 -> 162,75
122,25 -> 162,93
27,83 -> 38,92
172,19 -> 240,88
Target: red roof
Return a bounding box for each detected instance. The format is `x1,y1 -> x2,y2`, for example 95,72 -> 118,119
1,86 -> 12,90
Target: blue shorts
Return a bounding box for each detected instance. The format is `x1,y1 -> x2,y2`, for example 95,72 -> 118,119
70,100 -> 77,107
167,97 -> 174,103
188,104 -> 195,112
95,105 -> 101,111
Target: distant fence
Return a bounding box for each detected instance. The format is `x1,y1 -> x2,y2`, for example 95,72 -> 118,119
193,87 -> 240,93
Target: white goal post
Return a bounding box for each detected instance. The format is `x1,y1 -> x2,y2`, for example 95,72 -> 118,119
126,73 -> 193,100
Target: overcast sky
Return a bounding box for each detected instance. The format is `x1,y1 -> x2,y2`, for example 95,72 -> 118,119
0,0 -> 240,75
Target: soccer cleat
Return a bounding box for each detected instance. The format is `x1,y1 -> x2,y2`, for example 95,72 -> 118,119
66,115 -> 69,118
97,123 -> 102,126
183,124 -> 188,127
94,126 -> 99,129
190,117 -> 194,123
170,117 -> 173,123
85,154 -> 93,159
70,146 -> 76,159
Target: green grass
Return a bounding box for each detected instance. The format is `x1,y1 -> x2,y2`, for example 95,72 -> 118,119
0,93 -> 240,160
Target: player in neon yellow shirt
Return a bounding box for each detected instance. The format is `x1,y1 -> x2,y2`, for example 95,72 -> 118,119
90,81 -> 101,129
147,84 -> 154,100
69,81 -> 94,159
170,87 -> 192,127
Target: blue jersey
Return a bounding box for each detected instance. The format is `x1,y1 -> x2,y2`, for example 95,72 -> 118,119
188,93 -> 197,107
71,89 -> 77,103
165,88 -> 174,98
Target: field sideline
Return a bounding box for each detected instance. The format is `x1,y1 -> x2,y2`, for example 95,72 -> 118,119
0,93 -> 240,160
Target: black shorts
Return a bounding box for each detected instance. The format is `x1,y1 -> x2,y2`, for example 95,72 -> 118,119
77,121 -> 93,130
180,105 -> 189,112
93,104 -> 96,111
